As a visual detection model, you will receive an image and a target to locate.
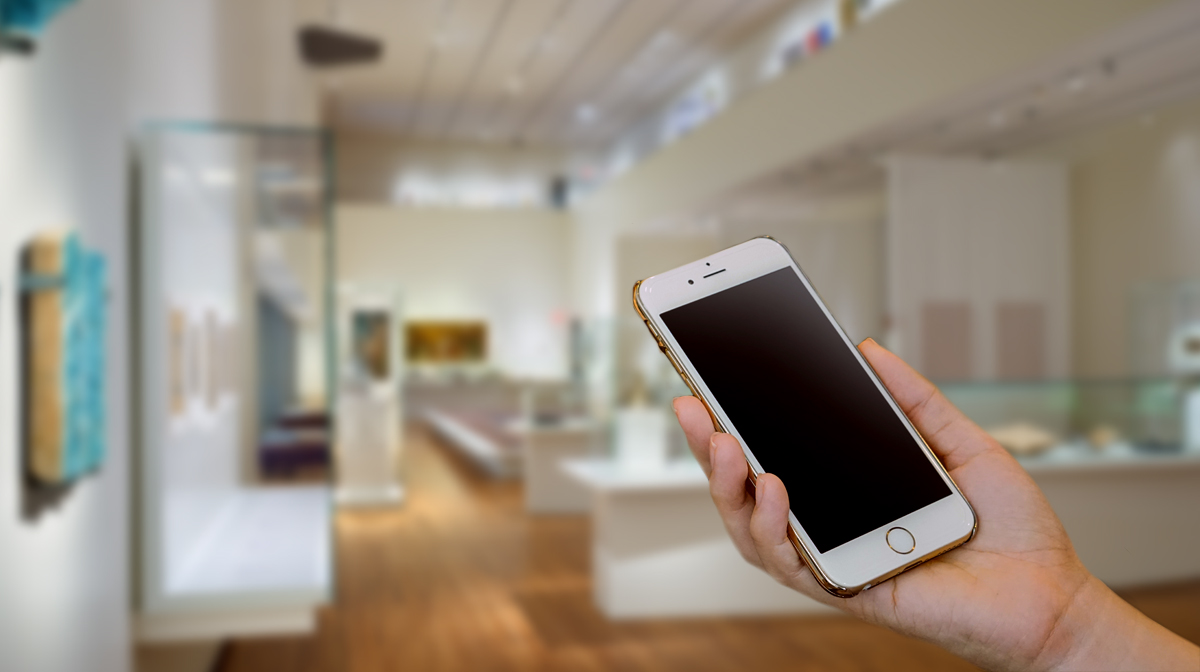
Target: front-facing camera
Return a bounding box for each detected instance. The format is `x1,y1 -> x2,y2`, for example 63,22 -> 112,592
688,279 -> 694,285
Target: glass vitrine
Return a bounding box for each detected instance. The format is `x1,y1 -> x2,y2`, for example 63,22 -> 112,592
136,122 -> 336,637
940,378 -> 1200,470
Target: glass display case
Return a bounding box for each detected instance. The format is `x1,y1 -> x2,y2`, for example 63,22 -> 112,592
136,122 -> 336,639
940,378 -> 1200,471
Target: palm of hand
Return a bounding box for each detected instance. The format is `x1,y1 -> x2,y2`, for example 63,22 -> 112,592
848,429 -> 1089,671
673,340 -> 1094,672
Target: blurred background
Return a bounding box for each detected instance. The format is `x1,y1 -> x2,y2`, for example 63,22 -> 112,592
2,0 -> 1200,670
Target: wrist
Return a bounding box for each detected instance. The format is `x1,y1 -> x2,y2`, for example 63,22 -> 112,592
1040,574 -> 1120,671
1045,575 -> 1200,672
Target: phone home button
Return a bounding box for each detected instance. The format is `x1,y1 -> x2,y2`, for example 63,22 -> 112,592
886,527 -> 916,555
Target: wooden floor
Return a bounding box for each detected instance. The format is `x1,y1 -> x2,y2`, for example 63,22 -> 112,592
218,425 -> 1200,672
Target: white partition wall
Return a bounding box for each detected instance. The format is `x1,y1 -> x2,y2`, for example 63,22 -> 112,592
138,126 -> 332,642
886,155 -> 1070,381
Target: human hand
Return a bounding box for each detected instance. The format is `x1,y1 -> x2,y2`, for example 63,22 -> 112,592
673,338 -> 1200,672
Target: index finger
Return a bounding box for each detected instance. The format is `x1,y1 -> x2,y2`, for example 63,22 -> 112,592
673,395 -> 716,477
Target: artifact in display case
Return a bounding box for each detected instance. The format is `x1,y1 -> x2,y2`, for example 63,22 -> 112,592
985,422 -> 1057,457
1085,424 -> 1121,451
21,230 -> 107,485
942,377 -> 1194,467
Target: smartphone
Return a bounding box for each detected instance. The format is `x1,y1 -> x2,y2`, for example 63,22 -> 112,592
633,237 -> 977,597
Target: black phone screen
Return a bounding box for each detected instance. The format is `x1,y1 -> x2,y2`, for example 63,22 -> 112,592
660,267 -> 951,553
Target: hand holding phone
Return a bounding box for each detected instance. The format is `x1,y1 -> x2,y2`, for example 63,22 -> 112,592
671,312 -> 1200,672
639,238 -> 1198,671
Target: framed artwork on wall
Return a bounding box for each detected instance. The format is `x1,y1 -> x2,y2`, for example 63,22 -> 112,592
352,311 -> 391,380
0,0 -> 79,55
405,321 -> 487,365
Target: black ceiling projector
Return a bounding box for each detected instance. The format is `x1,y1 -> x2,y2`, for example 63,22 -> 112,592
299,25 -> 383,67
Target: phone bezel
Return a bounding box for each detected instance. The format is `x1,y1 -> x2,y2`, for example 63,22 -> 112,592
634,237 -> 977,596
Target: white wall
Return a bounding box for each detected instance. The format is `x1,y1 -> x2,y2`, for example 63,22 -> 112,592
570,0 -> 1169,325
128,0 -> 320,126
0,0 -> 321,669
887,155 -> 1071,381
0,3 -> 132,671
336,206 -> 572,380
336,135 -> 566,204
718,190 -> 887,346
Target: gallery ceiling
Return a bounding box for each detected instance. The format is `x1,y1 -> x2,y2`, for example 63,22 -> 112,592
715,0 -> 1200,223
298,0 -> 797,148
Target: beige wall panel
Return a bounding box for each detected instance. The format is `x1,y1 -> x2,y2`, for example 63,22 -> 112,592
1069,101 -> 1200,378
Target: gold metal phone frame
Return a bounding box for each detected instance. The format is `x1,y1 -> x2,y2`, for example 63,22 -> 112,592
631,237 -> 977,598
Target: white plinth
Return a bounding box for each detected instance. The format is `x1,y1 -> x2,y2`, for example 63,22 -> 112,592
614,407 -> 669,470
563,453 -> 1200,620
336,385 -> 403,507
562,459 -> 829,619
514,417 -> 596,514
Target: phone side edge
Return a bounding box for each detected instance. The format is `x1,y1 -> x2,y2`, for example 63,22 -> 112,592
633,278 -> 728,436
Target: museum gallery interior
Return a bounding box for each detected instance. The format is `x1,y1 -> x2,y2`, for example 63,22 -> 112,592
1,0 -> 1199,671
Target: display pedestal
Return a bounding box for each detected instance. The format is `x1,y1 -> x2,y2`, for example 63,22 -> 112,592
562,458 -> 828,619
518,417 -> 595,514
563,454 -> 1200,620
335,283 -> 405,508
613,407 -> 669,470
336,384 -> 403,507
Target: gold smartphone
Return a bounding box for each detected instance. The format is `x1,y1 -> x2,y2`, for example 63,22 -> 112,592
634,237 -> 976,597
